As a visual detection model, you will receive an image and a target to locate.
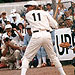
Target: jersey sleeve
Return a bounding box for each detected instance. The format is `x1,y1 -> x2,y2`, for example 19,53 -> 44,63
46,12 -> 58,29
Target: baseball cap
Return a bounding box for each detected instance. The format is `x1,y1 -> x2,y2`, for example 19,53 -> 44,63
24,1 -> 38,7
25,25 -> 32,29
5,24 -> 12,30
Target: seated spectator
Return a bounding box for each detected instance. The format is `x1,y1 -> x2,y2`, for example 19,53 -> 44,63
1,37 -> 21,70
12,28 -> 24,57
17,23 -> 26,35
64,17 -> 73,28
2,24 -> 15,42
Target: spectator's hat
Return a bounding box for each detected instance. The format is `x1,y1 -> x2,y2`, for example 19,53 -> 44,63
24,1 -> 38,7
25,25 -> 32,29
5,24 -> 12,30
11,9 -> 16,14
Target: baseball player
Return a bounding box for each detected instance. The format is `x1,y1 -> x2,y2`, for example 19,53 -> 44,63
21,1 -> 66,75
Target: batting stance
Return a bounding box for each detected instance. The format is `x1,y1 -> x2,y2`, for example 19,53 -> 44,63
21,1 -> 66,75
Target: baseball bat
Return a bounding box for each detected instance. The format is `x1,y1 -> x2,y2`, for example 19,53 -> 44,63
53,0 -> 61,20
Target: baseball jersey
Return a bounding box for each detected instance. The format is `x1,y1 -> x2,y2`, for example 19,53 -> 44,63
26,10 -> 58,32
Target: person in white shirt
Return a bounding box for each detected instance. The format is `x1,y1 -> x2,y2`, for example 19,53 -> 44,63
46,3 -> 53,17
21,1 -> 66,75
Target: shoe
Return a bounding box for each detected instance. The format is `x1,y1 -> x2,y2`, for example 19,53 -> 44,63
41,63 -> 46,67
9,63 -> 14,70
37,64 -> 41,68
15,63 -> 21,70
0,63 -> 7,68
51,62 -> 55,67
16,66 -> 21,70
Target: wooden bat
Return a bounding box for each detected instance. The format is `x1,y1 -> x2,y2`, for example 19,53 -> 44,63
53,0 -> 61,20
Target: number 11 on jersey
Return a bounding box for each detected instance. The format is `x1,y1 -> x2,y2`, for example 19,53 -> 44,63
32,13 -> 41,21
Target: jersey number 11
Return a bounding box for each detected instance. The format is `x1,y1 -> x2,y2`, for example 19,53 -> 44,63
32,13 -> 41,21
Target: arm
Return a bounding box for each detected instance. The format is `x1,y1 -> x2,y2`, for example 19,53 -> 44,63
13,28 -> 24,41
47,13 -> 58,29
2,45 -> 9,56
6,42 -> 21,50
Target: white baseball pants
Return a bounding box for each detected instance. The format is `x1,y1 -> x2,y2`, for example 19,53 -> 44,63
21,31 -> 66,75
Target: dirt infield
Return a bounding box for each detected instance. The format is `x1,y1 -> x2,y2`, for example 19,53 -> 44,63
0,65 -> 74,75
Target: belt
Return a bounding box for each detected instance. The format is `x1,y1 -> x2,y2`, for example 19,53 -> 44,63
33,30 -> 50,33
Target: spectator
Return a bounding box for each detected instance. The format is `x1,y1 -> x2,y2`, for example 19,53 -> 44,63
64,17 -> 73,28
9,9 -> 21,22
57,3 -> 67,22
1,11 -> 8,26
12,28 -> 24,49
46,3 -> 53,17
11,14 -> 20,28
17,23 -> 26,35
2,24 -> 13,42
1,37 -> 21,70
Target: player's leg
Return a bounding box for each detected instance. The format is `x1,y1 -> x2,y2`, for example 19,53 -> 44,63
21,37 -> 42,75
43,37 -> 66,75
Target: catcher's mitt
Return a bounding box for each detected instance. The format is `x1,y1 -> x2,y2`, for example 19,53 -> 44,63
59,42 -> 71,48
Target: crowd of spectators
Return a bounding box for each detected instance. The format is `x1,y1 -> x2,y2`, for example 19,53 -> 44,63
0,2 -> 75,70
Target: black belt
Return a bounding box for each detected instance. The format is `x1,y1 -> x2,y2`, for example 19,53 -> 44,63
33,30 -> 50,33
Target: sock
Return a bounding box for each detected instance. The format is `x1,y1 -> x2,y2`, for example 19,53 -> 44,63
58,67 -> 66,75
21,68 -> 27,75
38,58 -> 41,65
42,57 -> 46,64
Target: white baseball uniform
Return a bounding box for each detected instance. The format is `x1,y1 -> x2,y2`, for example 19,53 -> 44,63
21,10 -> 66,75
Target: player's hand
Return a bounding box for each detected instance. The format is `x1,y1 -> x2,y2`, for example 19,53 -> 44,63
59,42 -> 71,48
